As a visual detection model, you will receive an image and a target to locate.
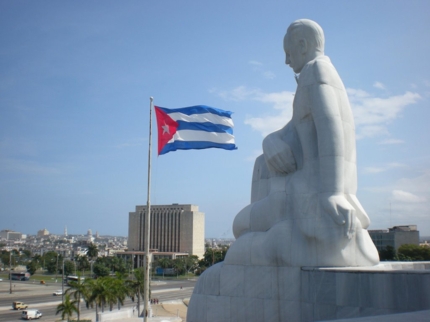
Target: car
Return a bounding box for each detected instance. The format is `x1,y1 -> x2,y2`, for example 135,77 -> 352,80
12,301 -> 28,310
22,309 -> 42,320
53,290 -> 63,296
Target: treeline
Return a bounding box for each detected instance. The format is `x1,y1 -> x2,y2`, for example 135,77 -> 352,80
57,269 -> 146,321
1,244 -> 231,278
379,244 -> 430,261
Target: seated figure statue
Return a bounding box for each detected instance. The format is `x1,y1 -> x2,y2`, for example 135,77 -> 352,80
187,19 -> 379,322
227,19 -> 379,267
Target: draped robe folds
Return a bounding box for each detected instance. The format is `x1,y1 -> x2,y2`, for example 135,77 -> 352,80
186,55 -> 379,322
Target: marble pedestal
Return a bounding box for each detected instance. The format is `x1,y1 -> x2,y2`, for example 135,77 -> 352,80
187,262 -> 430,322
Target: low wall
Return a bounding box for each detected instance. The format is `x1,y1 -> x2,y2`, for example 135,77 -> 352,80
98,308 -> 134,322
301,262 -> 430,321
188,261 -> 430,321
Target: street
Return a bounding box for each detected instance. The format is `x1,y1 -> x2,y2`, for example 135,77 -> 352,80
0,279 -> 195,321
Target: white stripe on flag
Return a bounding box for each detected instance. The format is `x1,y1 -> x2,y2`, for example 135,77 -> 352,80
168,112 -> 234,127
168,130 -> 235,144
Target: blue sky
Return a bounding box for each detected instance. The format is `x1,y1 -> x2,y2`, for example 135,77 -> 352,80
1,1 -> 430,238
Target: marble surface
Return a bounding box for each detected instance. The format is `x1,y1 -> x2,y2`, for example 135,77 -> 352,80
188,263 -> 430,322
187,19 -> 384,322
230,18 -> 379,268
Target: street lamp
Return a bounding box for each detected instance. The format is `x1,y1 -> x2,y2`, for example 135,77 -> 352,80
9,251 -> 12,294
62,259 -> 64,304
55,253 -> 59,283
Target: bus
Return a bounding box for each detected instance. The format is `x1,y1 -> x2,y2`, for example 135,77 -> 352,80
66,275 -> 84,285
10,272 -> 30,281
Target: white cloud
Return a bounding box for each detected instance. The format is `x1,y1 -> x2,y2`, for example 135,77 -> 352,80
249,60 -> 262,66
0,158 -> 62,176
373,81 -> 385,90
392,189 -> 426,203
378,138 -> 405,145
263,71 -> 276,79
114,137 -> 145,148
363,167 -> 385,174
248,60 -> 276,80
246,93 -> 294,136
217,84 -> 420,140
217,86 -> 261,102
362,162 -> 406,174
246,149 -> 263,162
347,89 -> 421,139
216,86 -> 295,136
356,125 -> 389,139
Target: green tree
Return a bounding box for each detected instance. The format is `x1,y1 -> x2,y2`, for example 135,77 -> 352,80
43,251 -> 62,274
56,294 -> 79,322
201,247 -> 229,267
184,255 -> 199,274
398,244 -> 430,261
85,277 -> 107,321
173,258 -> 186,275
76,255 -> 90,272
1,250 -> 11,266
27,260 -> 39,275
66,274 -> 88,321
126,267 -> 146,316
21,249 -> 32,258
87,243 -> 99,261
379,245 -> 396,261
63,260 -> 75,276
93,262 -> 110,277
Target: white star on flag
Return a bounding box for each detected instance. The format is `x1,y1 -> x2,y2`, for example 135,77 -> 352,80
162,123 -> 170,134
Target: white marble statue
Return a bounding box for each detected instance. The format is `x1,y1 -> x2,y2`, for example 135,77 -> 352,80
187,19 -> 379,322
229,19 -> 379,267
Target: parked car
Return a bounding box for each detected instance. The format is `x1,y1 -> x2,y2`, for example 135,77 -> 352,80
22,309 -> 42,320
53,290 -> 63,296
12,301 -> 28,310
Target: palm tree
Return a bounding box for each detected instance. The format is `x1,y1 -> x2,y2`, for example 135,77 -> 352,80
157,257 -> 172,278
126,267 -> 145,316
65,274 -> 88,321
84,278 -> 106,322
112,273 -> 129,310
56,294 -> 79,322
87,243 -> 98,261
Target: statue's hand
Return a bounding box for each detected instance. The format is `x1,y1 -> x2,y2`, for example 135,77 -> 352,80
262,134 -> 296,175
320,193 -> 356,239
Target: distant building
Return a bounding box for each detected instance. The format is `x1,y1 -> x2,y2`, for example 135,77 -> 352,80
369,225 -> 420,252
64,226 -> 68,237
0,229 -> 23,241
128,204 -> 205,259
37,228 -> 50,237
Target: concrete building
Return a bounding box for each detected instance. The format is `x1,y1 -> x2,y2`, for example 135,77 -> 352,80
0,229 -> 23,241
128,204 -> 205,259
369,225 -> 420,252
37,228 -> 50,237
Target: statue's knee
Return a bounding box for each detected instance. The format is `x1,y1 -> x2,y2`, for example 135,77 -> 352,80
233,204 -> 252,238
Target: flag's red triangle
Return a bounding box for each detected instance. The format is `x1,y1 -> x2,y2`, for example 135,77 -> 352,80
154,106 -> 179,155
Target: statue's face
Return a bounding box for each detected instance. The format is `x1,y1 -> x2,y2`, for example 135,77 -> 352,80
283,32 -> 306,74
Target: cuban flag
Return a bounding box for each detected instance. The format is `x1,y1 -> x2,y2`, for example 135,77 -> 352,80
154,105 -> 237,155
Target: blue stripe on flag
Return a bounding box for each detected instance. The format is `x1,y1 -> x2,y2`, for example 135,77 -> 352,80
160,141 -> 237,155
176,121 -> 233,134
157,105 -> 233,118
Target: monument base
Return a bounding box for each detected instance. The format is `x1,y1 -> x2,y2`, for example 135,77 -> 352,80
187,262 -> 430,322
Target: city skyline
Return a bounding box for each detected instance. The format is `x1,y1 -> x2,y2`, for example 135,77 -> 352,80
1,1 -> 430,237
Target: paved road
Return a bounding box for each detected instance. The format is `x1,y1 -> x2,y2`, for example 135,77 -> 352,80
0,279 -> 195,321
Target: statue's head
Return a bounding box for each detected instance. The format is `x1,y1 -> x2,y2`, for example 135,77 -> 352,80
284,19 -> 325,73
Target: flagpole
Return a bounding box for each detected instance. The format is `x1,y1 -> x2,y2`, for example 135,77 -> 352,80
143,97 -> 153,321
